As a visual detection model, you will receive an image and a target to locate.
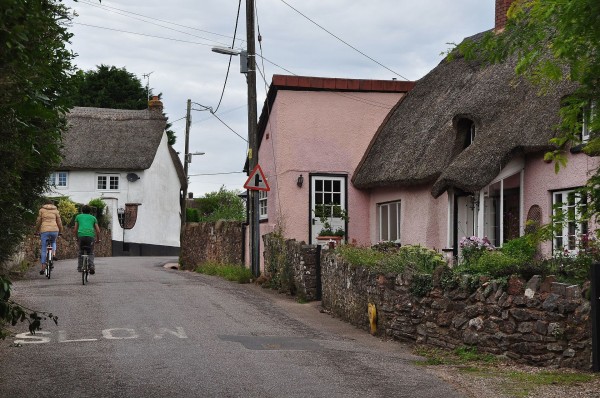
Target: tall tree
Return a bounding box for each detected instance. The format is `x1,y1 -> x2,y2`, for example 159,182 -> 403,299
69,65 -> 177,145
456,0 -> 600,214
0,0 -> 73,335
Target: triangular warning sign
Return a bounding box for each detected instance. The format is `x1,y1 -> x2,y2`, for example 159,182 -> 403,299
244,164 -> 270,191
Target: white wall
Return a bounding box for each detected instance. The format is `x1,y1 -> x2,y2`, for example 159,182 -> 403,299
47,133 -> 181,248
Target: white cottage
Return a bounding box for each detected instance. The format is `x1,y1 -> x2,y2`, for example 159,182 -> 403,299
47,97 -> 186,256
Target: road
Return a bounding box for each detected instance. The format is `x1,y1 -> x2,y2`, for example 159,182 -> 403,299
0,256 -> 466,398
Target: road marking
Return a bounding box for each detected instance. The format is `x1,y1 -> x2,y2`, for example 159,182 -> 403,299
58,331 -> 98,343
12,327 -> 188,344
102,328 -> 139,340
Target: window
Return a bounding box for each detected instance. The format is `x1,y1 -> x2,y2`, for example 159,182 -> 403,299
97,174 -> 120,191
259,190 -> 268,220
378,201 -> 400,242
553,189 -> 588,254
48,171 -> 68,188
455,118 -> 475,149
581,102 -> 595,143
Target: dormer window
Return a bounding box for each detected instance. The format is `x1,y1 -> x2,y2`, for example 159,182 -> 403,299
455,117 -> 476,149
581,102 -> 595,143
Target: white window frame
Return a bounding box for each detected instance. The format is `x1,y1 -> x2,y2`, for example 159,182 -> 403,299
552,189 -> 588,255
97,174 -> 120,191
377,201 -> 401,243
259,190 -> 268,220
581,103 -> 593,143
49,171 -> 68,188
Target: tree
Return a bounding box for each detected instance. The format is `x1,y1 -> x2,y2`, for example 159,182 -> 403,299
456,0 -> 600,215
191,187 -> 246,222
0,0 -> 74,335
69,65 -> 177,145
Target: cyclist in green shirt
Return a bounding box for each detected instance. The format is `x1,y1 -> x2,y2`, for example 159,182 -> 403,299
74,205 -> 100,274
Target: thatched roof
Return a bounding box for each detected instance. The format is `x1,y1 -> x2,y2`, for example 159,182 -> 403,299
353,34 -> 575,198
60,107 -> 167,170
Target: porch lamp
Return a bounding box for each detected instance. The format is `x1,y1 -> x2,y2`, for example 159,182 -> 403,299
211,1 -> 259,278
297,174 -> 304,188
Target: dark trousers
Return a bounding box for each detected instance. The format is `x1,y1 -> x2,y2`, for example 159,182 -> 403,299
78,236 -> 95,268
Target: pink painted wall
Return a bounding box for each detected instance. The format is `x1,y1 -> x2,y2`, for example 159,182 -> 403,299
369,186 -> 449,250
255,90 -> 405,268
524,151 -> 600,255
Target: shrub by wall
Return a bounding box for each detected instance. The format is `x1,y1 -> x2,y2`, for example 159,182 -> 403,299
320,251 -> 592,370
180,221 -> 244,270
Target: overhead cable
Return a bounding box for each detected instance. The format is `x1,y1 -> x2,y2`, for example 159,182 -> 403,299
278,0 -> 409,80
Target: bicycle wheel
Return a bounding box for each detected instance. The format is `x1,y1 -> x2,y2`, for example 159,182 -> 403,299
46,250 -> 52,279
82,257 -> 87,285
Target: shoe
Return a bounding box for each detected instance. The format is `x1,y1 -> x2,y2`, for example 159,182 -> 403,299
89,268 -> 95,275
39,270 -> 44,275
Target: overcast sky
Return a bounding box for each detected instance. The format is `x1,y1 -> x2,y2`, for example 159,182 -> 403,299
67,0 -> 495,198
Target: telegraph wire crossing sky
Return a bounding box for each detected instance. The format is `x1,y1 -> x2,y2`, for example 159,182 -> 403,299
68,0 -> 495,197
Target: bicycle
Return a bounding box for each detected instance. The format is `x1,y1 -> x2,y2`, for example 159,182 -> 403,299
80,246 -> 91,285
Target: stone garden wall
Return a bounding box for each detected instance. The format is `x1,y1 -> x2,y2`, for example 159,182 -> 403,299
320,251 -> 592,370
180,221 -> 244,270
262,234 -> 321,301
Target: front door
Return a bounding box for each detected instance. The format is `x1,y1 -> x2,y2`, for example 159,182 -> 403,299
310,175 -> 346,244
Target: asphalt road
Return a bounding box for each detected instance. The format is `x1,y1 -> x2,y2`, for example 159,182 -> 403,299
0,256 -> 466,398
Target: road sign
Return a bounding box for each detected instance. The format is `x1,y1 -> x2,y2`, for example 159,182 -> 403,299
244,164 -> 270,191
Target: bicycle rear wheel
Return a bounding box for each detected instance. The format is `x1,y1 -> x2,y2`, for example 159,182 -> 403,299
46,250 -> 52,279
81,257 -> 87,285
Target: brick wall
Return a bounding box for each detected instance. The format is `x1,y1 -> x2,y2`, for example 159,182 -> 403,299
179,221 -> 244,270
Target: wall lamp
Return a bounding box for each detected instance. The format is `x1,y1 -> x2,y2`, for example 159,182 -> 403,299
297,174 -> 304,188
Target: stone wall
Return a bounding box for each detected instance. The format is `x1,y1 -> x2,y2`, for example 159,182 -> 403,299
262,234 -> 321,301
180,221 -> 244,270
321,251 -> 592,370
1,229 -> 112,274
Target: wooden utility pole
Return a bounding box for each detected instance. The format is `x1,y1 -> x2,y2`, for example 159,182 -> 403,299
246,0 -> 260,277
182,99 -> 192,226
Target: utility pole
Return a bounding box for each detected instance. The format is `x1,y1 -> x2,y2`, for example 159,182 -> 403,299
246,0 -> 260,277
182,99 -> 192,226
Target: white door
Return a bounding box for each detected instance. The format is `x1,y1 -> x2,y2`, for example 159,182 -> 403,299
311,176 -> 346,244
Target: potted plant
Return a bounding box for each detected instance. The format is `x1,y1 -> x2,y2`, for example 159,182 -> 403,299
314,204 -> 348,247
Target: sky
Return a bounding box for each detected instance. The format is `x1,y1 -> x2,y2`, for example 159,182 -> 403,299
67,0 -> 495,198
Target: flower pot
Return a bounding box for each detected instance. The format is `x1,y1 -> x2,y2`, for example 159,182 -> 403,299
316,235 -> 343,249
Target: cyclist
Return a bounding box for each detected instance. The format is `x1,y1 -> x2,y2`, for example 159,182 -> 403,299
73,205 -> 100,274
35,199 -> 63,275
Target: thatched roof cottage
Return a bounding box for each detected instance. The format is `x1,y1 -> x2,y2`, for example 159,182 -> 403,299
48,97 -> 185,256
352,0 -> 598,256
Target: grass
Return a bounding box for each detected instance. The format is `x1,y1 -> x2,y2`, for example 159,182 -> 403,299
194,262 -> 253,283
414,346 -> 498,366
414,345 -> 598,397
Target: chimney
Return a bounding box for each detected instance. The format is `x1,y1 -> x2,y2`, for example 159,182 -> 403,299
148,95 -> 163,112
495,0 -> 514,33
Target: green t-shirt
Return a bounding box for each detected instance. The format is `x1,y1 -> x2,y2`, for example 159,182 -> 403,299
75,213 -> 97,237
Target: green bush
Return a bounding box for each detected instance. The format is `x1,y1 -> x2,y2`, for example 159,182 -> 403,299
501,235 -> 537,264
410,274 -> 433,297
337,244 -> 444,275
186,208 -> 200,222
56,197 -> 78,226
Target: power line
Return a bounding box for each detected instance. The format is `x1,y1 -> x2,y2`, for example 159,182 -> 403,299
188,171 -> 245,176
191,103 -> 248,143
73,22 -> 226,47
278,0 -> 409,80
76,0 -> 244,45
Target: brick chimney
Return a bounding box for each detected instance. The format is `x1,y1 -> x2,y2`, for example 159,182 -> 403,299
148,95 -> 163,112
495,0 -> 515,33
